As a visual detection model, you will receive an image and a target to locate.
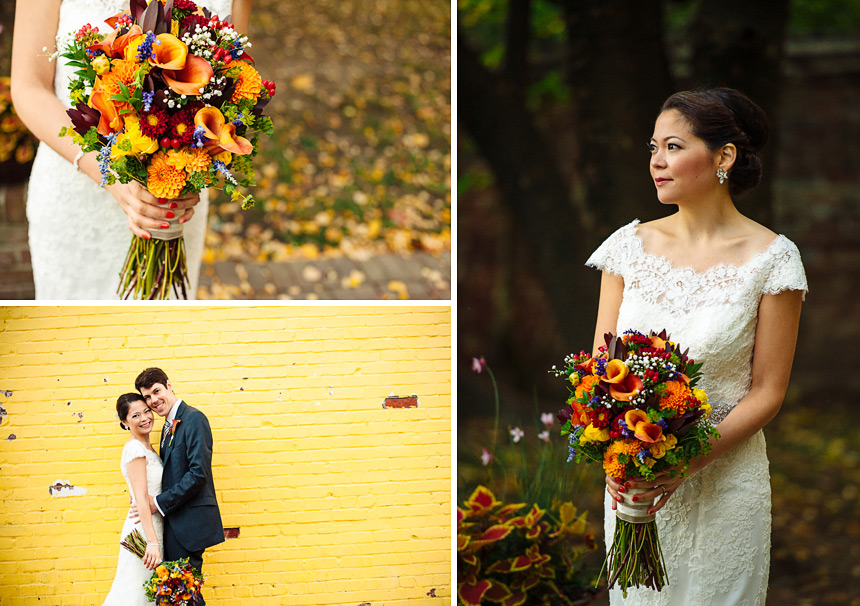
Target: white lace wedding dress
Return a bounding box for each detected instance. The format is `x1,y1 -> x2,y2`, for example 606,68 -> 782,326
587,219 -> 808,605
103,439 -> 164,605
26,0 -> 232,299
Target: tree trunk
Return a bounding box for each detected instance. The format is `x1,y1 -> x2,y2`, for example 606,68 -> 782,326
458,32 -> 594,349
560,0 -> 674,242
688,0 -> 790,226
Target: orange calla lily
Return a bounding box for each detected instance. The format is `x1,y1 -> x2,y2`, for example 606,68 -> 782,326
603,359 -> 629,384
650,335 -> 667,350
150,34 -> 188,70
193,107 -> 253,156
634,421 -> 664,443
88,24 -> 143,59
623,409 -> 648,430
609,374 -> 644,402
89,85 -> 123,136
163,54 -> 214,95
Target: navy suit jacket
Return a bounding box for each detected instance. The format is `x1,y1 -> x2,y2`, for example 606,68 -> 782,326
156,400 -> 224,552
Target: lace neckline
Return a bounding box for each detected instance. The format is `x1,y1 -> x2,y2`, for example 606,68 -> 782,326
628,219 -> 786,277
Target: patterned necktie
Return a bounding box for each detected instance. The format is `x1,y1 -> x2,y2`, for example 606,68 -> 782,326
161,419 -> 172,449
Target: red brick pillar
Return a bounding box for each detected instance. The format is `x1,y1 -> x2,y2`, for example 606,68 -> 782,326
0,181 -> 35,299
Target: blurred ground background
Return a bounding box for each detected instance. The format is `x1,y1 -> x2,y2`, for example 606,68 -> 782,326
0,0 -> 451,300
458,1 -> 860,604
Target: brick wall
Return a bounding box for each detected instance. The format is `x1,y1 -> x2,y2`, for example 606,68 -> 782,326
0,306 -> 451,604
0,183 -> 34,299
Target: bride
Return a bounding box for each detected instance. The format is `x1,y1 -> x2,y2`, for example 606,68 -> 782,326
10,0 -> 252,299
587,88 -> 807,604
104,393 -> 163,604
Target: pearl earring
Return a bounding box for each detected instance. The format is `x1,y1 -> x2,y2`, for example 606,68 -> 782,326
716,168 -> 728,184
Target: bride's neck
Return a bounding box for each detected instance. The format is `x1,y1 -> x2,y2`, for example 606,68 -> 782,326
671,194 -> 742,242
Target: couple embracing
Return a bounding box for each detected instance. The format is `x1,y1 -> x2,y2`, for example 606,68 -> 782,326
103,368 -> 223,605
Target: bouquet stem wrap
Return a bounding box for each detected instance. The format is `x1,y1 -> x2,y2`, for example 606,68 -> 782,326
118,218 -> 188,300
616,487 -> 655,523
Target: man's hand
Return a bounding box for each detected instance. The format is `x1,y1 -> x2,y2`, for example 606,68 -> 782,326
128,498 -> 140,522
149,495 -> 158,514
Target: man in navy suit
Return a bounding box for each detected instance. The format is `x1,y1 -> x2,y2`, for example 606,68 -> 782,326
135,367 -> 224,588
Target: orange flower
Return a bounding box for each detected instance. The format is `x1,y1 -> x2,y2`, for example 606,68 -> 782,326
147,151 -> 187,199
659,380 -> 692,414
164,54 -> 214,95
602,359 -> 629,384
185,147 -> 212,173
609,374 -> 644,402
225,59 -> 262,103
574,374 -> 600,402
88,24 -> 143,59
193,106 -> 253,156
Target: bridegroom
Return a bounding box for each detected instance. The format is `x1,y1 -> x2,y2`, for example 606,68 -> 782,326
135,367 -> 224,595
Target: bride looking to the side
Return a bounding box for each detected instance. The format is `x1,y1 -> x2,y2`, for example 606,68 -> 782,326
10,0 -> 252,299
103,393 -> 163,605
587,88 -> 807,604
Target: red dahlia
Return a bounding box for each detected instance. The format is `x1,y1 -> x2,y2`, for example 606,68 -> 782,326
166,108 -> 197,146
140,108 -> 169,139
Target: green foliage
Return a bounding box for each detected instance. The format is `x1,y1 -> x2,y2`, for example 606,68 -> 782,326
458,486 -> 597,606
789,0 -> 860,32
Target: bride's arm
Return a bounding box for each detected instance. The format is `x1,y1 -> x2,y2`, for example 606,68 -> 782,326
126,457 -> 162,570
592,270 -> 624,355
10,1 -> 198,238
632,288 -> 804,513
231,0 -> 253,34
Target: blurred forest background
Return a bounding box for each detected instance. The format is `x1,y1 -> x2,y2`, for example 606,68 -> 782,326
458,1 -> 860,604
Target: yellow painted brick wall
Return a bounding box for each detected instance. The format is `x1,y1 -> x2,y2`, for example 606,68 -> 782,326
0,306 -> 451,605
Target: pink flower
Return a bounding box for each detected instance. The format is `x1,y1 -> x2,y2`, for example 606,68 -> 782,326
540,412 -> 555,428
472,357 -> 487,373
480,448 -> 493,466
510,427 -> 524,443
538,430 -> 550,443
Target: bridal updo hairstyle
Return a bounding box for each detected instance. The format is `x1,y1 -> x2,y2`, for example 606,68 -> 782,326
660,88 -> 768,197
116,392 -> 145,430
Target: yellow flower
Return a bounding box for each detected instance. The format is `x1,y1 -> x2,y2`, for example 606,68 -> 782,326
110,115 -> 158,161
147,150 -> 187,199
92,55 -> 111,75
225,59 -> 262,103
579,423 -> 610,445
166,148 -> 192,171
649,434 -> 678,459
213,150 -> 232,165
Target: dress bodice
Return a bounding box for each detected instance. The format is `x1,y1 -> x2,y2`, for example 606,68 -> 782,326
587,219 -> 808,424
120,439 -> 163,504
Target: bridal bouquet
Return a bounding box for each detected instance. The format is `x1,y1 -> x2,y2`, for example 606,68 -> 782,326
553,330 -> 719,595
144,558 -> 204,605
58,0 -> 275,299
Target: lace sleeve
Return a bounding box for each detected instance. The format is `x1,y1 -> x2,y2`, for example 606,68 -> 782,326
585,220 -> 638,277
763,237 -> 808,300
121,439 -> 149,467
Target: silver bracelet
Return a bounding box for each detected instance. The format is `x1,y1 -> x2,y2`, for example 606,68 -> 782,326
73,150 -> 84,172
147,541 -> 159,546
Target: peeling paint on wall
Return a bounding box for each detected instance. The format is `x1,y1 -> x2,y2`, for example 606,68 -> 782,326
382,394 -> 420,409
49,480 -> 88,498
5,434 -> 16,441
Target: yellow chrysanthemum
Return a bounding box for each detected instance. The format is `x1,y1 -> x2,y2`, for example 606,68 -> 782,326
185,147 -> 212,173
603,453 -> 625,479
659,380 -> 692,414
166,148 -> 192,171
147,150 -> 187,199
226,60 -> 262,103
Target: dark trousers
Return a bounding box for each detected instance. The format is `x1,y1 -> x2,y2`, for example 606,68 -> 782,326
164,523 -> 206,603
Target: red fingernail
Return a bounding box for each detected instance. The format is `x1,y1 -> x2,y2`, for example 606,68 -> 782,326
625,482 -> 631,488
142,232 -> 150,240
648,509 -> 654,515
161,222 -> 169,229
618,486 -> 625,493
169,202 -> 178,209
632,496 -> 638,502
157,198 -> 166,204
166,212 -> 175,219
616,496 -> 621,502
179,218 -> 186,224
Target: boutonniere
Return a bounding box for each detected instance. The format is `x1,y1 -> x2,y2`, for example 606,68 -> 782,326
168,419 -> 181,447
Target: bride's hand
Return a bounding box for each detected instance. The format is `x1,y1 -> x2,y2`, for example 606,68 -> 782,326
143,542 -> 161,571
609,473 -> 686,515
104,181 -> 200,239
